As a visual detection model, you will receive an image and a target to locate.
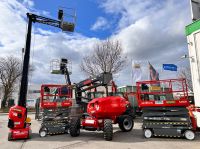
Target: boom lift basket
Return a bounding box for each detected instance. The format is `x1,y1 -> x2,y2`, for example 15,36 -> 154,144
50,59 -> 72,75
58,7 -> 76,32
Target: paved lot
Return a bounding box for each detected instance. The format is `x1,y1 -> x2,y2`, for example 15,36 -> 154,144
1,114 -> 200,149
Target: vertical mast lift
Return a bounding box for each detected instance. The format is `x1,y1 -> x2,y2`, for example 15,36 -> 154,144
7,10 -> 75,141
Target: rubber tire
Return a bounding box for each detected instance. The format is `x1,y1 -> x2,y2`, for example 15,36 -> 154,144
69,118 -> 80,137
35,114 -> 37,120
65,126 -> 69,134
8,132 -> 12,141
118,115 -> 134,132
39,127 -> 47,137
143,129 -> 153,139
184,130 -> 195,140
28,130 -> 32,139
103,119 -> 113,141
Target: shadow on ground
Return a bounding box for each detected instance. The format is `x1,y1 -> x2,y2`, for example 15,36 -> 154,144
26,128 -> 200,143
7,117 -> 200,143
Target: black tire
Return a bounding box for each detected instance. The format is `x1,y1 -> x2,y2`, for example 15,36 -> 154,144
39,127 -> 47,137
103,119 -> 113,141
118,115 -> 134,132
69,118 -> 80,137
143,129 -> 153,139
8,132 -> 12,141
28,130 -> 32,139
65,125 -> 69,134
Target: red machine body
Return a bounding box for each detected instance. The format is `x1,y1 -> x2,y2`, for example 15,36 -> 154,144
8,105 -> 31,140
82,117 -> 101,129
187,105 -> 200,131
136,78 -> 190,108
8,126 -> 30,140
8,106 -> 27,129
40,84 -> 72,109
87,96 -> 129,119
81,96 -> 130,129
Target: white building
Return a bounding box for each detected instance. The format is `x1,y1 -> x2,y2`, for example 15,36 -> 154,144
0,84 -> 41,108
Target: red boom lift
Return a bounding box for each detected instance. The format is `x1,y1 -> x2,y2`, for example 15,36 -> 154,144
7,10 -> 74,141
69,72 -> 135,141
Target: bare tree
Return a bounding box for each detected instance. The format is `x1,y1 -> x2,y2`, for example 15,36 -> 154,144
177,67 -> 193,92
0,56 -> 22,108
80,39 -> 127,76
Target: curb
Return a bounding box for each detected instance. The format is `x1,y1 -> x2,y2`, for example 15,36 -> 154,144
0,113 -> 9,115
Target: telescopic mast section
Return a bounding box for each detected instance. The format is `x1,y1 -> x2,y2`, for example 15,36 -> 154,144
18,11 -> 75,107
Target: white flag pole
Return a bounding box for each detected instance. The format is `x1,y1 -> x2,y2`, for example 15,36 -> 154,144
131,58 -> 134,85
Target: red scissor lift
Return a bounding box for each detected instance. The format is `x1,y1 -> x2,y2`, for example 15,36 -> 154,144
38,84 -> 72,137
41,84 -> 72,108
136,78 -> 190,108
134,78 -> 196,140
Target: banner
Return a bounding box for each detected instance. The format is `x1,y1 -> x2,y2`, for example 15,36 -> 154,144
163,64 -> 177,71
132,62 -> 142,84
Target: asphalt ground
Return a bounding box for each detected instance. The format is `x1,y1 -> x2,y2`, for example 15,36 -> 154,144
1,114 -> 200,149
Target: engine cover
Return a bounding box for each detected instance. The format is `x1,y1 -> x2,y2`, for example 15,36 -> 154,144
87,96 -> 129,119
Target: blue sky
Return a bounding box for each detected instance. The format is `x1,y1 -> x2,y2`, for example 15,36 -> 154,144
0,0 -> 193,86
26,0 -> 115,38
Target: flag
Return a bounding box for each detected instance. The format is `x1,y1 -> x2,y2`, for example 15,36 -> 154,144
149,62 -> 159,81
133,63 -> 141,69
163,64 -> 177,71
132,62 -> 142,84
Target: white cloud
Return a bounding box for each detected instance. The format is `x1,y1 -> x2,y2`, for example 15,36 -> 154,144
0,0 -> 29,57
23,0 -> 34,7
0,0 -> 194,87
30,32 -> 100,84
119,1 -> 189,59
91,16 -> 110,31
0,0 -> 99,85
101,0 -> 192,84
100,0 -> 163,29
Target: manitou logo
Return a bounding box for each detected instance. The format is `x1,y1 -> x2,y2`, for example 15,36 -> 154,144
179,101 -> 187,103
14,122 -> 20,125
